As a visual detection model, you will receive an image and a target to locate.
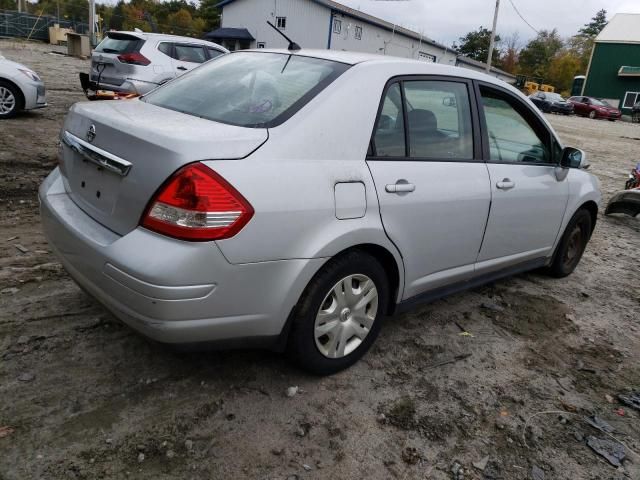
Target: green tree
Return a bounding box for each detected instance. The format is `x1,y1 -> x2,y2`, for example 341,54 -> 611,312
454,27 -> 501,64
198,0 -> 221,32
579,9 -> 607,37
518,29 -> 563,80
109,1 -> 125,30
548,52 -> 582,94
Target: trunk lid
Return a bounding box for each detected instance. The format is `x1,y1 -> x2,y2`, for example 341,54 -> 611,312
60,99 -> 268,236
91,32 -> 145,87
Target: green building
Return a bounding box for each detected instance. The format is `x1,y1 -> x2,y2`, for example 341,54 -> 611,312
583,13 -> 640,114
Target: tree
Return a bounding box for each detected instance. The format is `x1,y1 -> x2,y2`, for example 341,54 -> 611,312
109,1 -> 125,31
198,0 -> 221,32
500,32 -> 520,74
518,29 -> 563,80
548,52 -> 582,94
454,27 -> 501,64
579,9 -> 607,37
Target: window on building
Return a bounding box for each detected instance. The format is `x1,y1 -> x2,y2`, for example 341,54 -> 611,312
333,19 -> 342,34
418,52 -> 436,63
355,25 -> 362,40
623,91 -> 640,109
257,42 -> 266,48
276,16 -> 286,29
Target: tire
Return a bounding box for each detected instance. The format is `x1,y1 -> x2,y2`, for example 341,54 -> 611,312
548,209 -> 592,278
633,113 -> 640,123
588,110 -> 597,119
287,251 -> 389,375
0,80 -> 23,119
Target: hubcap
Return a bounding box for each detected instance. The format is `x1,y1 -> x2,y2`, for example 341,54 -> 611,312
314,274 -> 378,359
563,225 -> 582,267
0,86 -> 16,114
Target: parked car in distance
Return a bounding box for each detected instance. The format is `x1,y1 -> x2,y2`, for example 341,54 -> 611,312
568,96 -> 622,121
0,52 -> 46,119
89,31 -> 228,94
41,50 -> 601,375
529,91 -> 574,115
632,101 -> 640,123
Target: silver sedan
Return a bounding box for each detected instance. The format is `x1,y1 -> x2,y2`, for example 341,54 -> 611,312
0,53 -> 46,118
40,49 -> 600,374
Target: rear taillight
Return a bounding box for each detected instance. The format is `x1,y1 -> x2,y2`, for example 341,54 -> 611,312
142,163 -> 254,241
117,52 -> 151,66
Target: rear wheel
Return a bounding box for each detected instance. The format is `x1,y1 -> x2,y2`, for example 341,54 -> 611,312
287,251 -> 389,375
633,112 -> 640,123
548,209 -> 592,278
0,81 -> 22,119
588,110 -> 597,119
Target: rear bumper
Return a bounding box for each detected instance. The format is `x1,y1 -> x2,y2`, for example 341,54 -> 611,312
39,168 -> 325,347
90,75 -> 160,95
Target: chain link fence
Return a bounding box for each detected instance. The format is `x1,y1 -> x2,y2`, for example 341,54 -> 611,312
0,9 -> 88,42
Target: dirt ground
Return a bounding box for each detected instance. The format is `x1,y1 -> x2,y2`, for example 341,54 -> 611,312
1,40 -> 639,480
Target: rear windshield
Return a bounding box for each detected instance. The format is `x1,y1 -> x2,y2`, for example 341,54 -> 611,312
143,51 -> 350,128
95,34 -> 142,54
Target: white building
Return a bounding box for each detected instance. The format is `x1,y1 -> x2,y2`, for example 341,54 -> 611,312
208,0 -> 516,83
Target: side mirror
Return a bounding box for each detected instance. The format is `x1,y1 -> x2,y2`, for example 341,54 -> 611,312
561,147 -> 589,169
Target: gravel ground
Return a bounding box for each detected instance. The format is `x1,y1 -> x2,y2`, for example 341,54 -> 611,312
1,40 -> 639,480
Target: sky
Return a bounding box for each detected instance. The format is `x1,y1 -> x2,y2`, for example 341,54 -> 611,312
337,0 -> 640,47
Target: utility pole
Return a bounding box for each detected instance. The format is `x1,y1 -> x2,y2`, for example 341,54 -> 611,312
486,0 -> 500,72
89,0 -> 96,46
17,0 -> 21,13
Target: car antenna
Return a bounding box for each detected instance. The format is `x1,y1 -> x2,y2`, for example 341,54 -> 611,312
266,21 -> 301,51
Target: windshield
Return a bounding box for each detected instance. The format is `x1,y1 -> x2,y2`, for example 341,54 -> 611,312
143,52 -> 350,128
95,34 -> 142,54
545,93 -> 564,102
591,98 -> 607,107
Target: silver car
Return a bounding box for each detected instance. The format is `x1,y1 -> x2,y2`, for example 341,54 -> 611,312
0,53 -> 46,118
40,49 -> 601,374
90,31 -> 228,94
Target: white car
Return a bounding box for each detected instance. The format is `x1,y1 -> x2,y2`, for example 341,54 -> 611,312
89,31 -> 228,94
0,53 -> 46,119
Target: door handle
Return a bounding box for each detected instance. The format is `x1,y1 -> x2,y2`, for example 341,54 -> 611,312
177,66 -> 188,71
496,178 -> 515,190
386,183 -> 415,193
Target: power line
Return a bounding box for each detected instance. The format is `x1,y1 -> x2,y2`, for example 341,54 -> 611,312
507,0 -> 539,35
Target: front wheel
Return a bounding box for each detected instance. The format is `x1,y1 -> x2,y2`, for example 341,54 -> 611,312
548,209 -> 593,278
588,110 -> 597,119
633,112 -> 640,123
0,81 -> 22,119
287,251 -> 389,375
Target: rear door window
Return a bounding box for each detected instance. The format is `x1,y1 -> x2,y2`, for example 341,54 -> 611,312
174,44 -> 207,64
373,83 -> 406,157
158,42 -> 173,57
404,81 -> 474,160
207,47 -> 225,60
95,34 -> 142,54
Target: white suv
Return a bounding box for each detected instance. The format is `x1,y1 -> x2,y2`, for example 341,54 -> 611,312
89,31 -> 228,94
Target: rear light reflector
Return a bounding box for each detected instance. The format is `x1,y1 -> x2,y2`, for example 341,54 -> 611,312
117,52 -> 151,66
142,163 -> 254,241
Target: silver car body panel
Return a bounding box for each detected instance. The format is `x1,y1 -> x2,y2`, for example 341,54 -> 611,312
0,56 -> 46,110
40,50 -> 601,347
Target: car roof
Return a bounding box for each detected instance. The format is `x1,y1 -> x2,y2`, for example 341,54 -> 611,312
108,31 -> 224,47
236,48 -> 515,89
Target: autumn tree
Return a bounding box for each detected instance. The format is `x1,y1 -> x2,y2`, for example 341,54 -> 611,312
518,29 -> 563,80
454,27 -> 501,65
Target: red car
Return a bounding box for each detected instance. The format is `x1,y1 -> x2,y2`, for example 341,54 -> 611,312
568,96 -> 622,121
